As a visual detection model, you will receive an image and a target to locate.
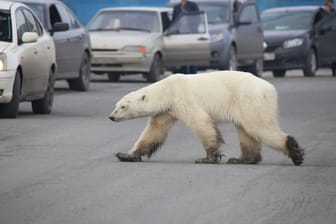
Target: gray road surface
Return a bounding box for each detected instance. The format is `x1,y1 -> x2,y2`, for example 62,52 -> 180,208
1,71 -> 336,224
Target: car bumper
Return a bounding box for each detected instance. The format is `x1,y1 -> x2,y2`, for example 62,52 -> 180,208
263,46 -> 308,71
90,51 -> 153,73
0,70 -> 15,103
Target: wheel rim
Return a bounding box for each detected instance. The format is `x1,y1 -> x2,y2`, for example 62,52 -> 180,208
229,48 -> 237,71
311,51 -> 317,72
47,71 -> 55,109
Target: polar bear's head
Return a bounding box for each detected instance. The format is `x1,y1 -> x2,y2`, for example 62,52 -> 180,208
109,90 -> 152,122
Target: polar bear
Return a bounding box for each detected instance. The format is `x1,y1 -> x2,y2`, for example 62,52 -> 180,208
109,71 -> 304,165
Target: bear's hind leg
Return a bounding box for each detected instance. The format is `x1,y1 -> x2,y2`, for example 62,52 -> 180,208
227,125 -> 262,165
115,113 -> 176,162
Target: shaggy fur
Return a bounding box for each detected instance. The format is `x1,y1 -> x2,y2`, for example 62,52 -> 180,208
109,71 -> 304,165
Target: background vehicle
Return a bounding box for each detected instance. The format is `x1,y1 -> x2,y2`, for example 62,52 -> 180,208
0,1 -> 56,118
262,6 -> 319,77
87,7 -> 210,82
15,0 -> 92,91
167,0 -> 264,76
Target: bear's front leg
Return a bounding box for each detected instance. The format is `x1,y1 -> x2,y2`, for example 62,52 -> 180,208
114,152 -> 142,162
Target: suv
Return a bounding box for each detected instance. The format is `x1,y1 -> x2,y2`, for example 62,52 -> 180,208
15,0 -> 92,91
167,0 -> 264,76
87,7 -> 210,82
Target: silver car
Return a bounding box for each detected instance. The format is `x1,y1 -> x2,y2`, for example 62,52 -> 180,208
0,1 -> 56,118
87,7 -> 210,82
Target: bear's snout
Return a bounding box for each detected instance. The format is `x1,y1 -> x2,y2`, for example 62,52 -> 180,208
109,116 -> 115,121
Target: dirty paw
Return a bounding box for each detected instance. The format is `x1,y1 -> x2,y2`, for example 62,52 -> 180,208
114,153 -> 142,162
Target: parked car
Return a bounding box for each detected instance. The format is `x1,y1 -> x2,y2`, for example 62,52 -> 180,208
262,6 -> 336,77
15,0 -> 92,91
167,0 -> 264,76
87,7 -> 210,82
0,1 -> 56,118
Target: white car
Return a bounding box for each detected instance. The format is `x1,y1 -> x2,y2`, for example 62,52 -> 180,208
0,1 -> 56,118
87,7 -> 210,82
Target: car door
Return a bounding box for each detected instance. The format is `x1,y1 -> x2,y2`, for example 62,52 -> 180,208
51,2 -> 82,79
235,3 -> 263,60
15,8 -> 45,97
163,11 -> 210,67
315,12 -> 336,66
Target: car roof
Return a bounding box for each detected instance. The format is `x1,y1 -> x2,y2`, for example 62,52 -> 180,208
262,6 -> 320,14
99,6 -> 172,13
167,0 -> 255,5
13,0 -> 61,6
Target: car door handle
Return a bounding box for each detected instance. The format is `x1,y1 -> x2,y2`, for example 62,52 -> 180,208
198,37 -> 209,41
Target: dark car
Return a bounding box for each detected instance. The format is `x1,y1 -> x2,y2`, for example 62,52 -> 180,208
15,0 -> 92,90
262,6 -> 336,77
167,0 -> 264,76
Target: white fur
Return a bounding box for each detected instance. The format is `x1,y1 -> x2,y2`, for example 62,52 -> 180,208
110,71 -> 291,162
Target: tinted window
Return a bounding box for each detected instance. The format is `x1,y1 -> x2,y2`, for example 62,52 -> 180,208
240,5 -> 258,23
54,3 -> 72,28
16,9 -> 26,43
262,10 -> 315,31
0,10 -> 12,42
22,9 -> 43,36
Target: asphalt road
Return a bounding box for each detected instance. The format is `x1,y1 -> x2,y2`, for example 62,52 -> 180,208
1,70 -> 336,224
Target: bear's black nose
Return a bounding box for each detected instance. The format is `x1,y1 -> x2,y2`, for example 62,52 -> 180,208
109,116 -> 115,121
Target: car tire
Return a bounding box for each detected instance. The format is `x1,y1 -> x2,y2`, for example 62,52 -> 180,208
245,58 -> 263,77
303,49 -> 317,77
332,63 -> 336,77
272,69 -> 286,78
146,53 -> 162,82
225,46 -> 237,71
108,73 -> 121,82
68,53 -> 91,91
32,69 -> 55,114
0,70 -> 21,118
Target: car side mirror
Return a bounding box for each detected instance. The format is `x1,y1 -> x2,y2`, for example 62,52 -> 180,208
52,22 -> 69,34
22,32 -> 38,43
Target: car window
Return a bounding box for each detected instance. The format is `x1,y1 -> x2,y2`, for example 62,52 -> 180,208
168,12 -> 206,34
23,3 -> 46,28
320,13 -> 336,30
54,3 -> 72,29
262,10 -> 315,31
64,6 -> 81,29
161,12 -> 171,31
0,10 -> 12,42
240,5 -> 259,23
88,10 -> 160,33
16,9 -> 27,43
22,9 -> 43,36
49,4 -> 62,27
198,3 -> 230,24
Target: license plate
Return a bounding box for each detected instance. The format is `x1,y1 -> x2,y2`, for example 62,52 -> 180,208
264,53 -> 275,61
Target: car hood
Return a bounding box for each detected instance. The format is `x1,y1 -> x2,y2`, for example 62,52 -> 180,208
0,42 -> 11,53
264,30 -> 308,43
89,31 -> 160,49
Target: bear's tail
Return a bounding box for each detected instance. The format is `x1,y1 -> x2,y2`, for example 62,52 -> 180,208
287,136 -> 304,166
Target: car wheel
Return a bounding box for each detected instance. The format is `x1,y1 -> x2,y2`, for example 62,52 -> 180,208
68,53 -> 91,91
245,58 -> 263,77
0,70 -> 21,118
146,54 -> 162,82
108,73 -> 121,82
272,69 -> 286,78
225,46 -> 237,71
32,69 -> 55,114
303,49 -> 317,77
332,63 -> 336,77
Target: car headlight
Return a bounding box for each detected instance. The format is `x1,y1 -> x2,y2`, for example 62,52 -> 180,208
210,33 -> 225,42
122,45 -> 147,54
0,54 -> 6,71
283,38 -> 304,48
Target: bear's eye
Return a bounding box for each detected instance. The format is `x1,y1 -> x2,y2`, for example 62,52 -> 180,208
121,106 -> 127,110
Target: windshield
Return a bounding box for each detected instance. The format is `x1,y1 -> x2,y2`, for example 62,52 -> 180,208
198,4 -> 230,24
0,10 -> 12,42
262,10 -> 315,31
88,10 -> 160,33
23,3 -> 47,28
